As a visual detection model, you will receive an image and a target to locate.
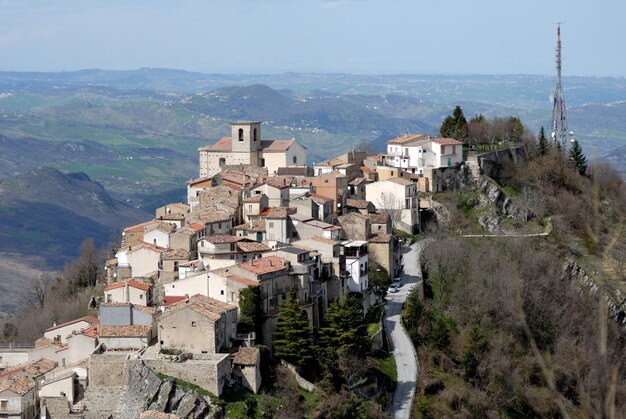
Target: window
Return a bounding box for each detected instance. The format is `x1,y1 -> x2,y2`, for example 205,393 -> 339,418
253,128 -> 258,141
248,204 -> 253,213
243,230 -> 248,237
1,400 -> 7,412
62,358 -> 66,367
293,155 -> 297,164
230,255 -> 235,260
219,158 -> 226,166
191,321 -> 197,327
107,294 -> 112,302
220,290 -> 225,295
238,128 -> 244,141
139,294 -> 144,299
268,222 -> 274,228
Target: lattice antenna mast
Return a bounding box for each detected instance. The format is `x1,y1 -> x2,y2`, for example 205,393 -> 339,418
551,23 -> 570,148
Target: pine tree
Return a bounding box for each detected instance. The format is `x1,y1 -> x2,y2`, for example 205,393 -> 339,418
440,105 -> 468,141
320,295 -> 369,356
537,126 -> 549,156
273,288 -> 314,369
568,139 -> 588,176
238,286 -> 262,336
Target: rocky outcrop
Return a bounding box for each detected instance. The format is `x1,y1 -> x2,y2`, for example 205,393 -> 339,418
81,360 -> 222,419
563,260 -> 626,328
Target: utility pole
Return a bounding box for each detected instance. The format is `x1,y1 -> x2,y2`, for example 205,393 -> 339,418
551,23 -> 571,149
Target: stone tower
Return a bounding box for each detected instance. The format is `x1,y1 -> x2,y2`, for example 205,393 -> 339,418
231,121 -> 262,153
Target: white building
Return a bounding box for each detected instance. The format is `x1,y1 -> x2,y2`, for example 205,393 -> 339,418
198,121 -> 308,178
103,280 -> 152,306
365,178 -> 419,234
382,133 -> 463,174
342,240 -> 369,293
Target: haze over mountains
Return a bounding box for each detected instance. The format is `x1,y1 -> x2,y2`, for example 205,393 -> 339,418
0,68 -> 624,313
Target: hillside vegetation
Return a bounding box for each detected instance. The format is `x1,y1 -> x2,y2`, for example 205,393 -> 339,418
407,143 -> 626,417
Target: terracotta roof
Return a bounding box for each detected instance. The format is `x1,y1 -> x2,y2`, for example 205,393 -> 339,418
162,296 -> 187,306
45,316 -> 99,333
260,177 -> 292,189
187,176 -> 212,186
0,359 -> 58,396
100,325 -> 152,338
260,139 -> 298,152
361,166 -> 376,174
162,249 -> 191,260
188,223 -> 206,231
309,193 -> 333,204
214,270 -> 259,286
104,280 -> 151,292
233,347 -> 260,366
72,325 -> 100,339
145,221 -> 176,234
387,133 -> 432,145
366,213 -> 390,224
338,212 -> 369,223
124,219 -> 156,233
348,177 -> 367,186
192,210 -> 233,224
237,241 -> 271,253
173,225 -> 198,236
34,337 -> 66,349
24,358 -> 58,376
277,167 -> 309,176
346,199 -> 372,209
200,235 -> 242,244
233,220 -> 266,233
432,137 -> 462,145
203,136 -> 232,152
161,295 -> 237,321
266,207 -> 288,218
126,241 -> 167,254
369,233 -> 393,243
0,375 -> 35,395
238,256 -> 289,275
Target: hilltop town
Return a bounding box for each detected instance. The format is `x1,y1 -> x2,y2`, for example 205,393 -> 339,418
0,119 -> 468,418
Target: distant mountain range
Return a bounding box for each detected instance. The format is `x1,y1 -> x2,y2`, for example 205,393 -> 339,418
0,68 -> 624,313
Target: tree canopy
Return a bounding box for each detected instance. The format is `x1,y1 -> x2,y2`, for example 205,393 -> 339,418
440,105 -> 468,141
568,139 -> 588,176
273,288 -> 314,369
320,294 -> 369,356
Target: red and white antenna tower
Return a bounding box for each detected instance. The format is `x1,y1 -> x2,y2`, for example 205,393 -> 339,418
551,23 -> 571,148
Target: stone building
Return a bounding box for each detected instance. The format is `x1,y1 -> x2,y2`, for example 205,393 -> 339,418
158,295 -> 238,354
198,121 -> 307,178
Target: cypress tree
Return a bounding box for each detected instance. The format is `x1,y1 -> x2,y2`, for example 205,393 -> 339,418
273,288 -> 314,369
537,126 -> 549,156
440,105 -> 468,141
568,139 -> 588,176
320,295 -> 369,356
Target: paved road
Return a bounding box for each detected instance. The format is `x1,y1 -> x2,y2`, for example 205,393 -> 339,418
385,241 -> 423,419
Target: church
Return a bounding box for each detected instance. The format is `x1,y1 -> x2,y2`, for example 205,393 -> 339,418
198,121 -> 308,178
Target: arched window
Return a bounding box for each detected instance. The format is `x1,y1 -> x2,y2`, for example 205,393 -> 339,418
253,128 -> 257,141
292,155 -> 297,164
238,128 -> 244,142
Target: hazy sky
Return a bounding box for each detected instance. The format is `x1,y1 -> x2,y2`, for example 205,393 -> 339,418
1,0 -> 625,76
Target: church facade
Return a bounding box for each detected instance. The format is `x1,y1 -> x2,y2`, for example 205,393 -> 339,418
198,121 -> 307,178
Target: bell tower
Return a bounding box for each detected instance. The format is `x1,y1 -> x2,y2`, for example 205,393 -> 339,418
231,121 -> 262,153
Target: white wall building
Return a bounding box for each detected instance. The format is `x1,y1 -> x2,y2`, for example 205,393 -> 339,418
383,133 -> 463,174
365,178 -> 419,234
342,240 -> 369,293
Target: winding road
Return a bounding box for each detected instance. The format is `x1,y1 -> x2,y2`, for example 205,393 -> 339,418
385,241 -> 428,419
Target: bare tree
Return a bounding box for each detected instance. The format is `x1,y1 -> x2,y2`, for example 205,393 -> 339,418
378,191 -> 403,230
21,273 -> 54,309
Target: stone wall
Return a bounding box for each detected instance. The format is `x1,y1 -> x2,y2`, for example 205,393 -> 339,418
280,360 -> 318,393
143,354 -> 231,397
88,354 -> 129,388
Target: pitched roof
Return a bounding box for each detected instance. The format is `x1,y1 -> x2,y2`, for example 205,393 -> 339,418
100,325 -> 152,338
238,256 -> 289,275
214,269 -> 259,286
316,157 -> 347,167
277,167 -> 309,176
243,194 -> 265,203
162,296 -> 187,306
346,199 -> 372,209
188,223 -> 206,231
366,213 -> 390,224
124,219 -> 156,233
71,325 -> 99,339
104,280 -> 151,292
202,136 -> 232,152
144,221 -> 176,234
309,193 -> 333,204
432,137 -> 462,145
200,235 -> 242,244
126,241 -> 168,254
233,347 -> 260,366
172,225 -> 198,236
387,133 -> 432,145
237,241 -> 271,253
0,358 -> 58,395
233,220 -> 266,232
192,210 -> 233,224
386,177 -> 414,186
161,295 -> 237,321
162,249 -> 192,260
266,207 -> 291,218
260,139 -> 298,152
45,316 -> 99,333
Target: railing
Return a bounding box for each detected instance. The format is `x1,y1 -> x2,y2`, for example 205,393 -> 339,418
0,343 -> 35,349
